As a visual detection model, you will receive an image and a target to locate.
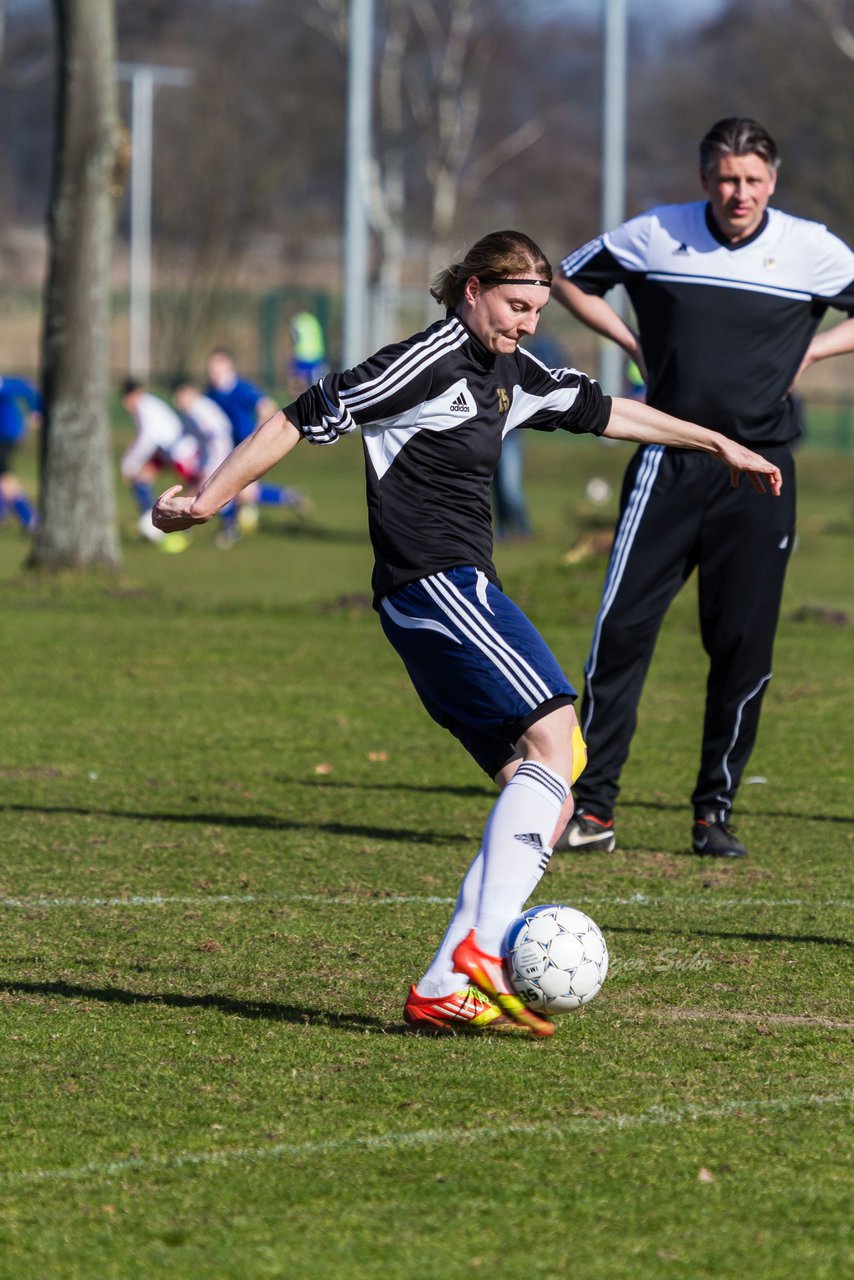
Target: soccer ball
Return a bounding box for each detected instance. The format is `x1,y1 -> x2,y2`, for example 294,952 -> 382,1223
585,476 -> 612,505
502,903 -> 609,1013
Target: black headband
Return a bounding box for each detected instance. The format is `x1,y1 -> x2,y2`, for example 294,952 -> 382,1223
476,275 -> 551,288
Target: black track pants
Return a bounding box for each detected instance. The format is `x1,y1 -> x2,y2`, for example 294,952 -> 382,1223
574,444 -> 796,819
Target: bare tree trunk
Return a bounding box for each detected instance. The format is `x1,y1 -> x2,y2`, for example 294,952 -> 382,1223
29,0 -> 122,572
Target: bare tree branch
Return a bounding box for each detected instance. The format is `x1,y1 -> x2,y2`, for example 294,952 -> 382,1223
801,0 -> 854,60
0,51 -> 54,88
465,118 -> 547,188
302,0 -> 348,50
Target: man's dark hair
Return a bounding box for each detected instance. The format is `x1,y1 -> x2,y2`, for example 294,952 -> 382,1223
699,117 -> 780,174
120,377 -> 143,398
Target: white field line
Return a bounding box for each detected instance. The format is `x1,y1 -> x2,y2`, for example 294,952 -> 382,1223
1,1090 -> 850,1190
627,1007 -> 854,1032
1,891 -> 851,911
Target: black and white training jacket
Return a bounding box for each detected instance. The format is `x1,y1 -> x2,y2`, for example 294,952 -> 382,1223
284,314 -> 610,604
560,202 -> 854,447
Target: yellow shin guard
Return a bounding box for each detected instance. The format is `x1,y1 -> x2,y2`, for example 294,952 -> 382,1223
571,723 -> 588,785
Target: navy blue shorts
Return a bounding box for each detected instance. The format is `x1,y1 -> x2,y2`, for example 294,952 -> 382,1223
379,566 -> 576,777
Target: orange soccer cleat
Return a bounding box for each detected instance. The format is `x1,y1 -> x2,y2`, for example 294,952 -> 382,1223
403,983 -> 516,1032
452,929 -> 555,1038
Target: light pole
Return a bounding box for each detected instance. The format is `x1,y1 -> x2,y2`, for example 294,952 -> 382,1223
599,0 -> 627,395
116,62 -> 194,381
342,0 -> 374,369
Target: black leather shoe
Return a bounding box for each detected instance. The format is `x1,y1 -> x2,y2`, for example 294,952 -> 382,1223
554,809 -> 616,853
691,812 -> 747,858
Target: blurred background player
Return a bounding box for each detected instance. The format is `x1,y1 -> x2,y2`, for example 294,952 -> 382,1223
172,375 -> 246,550
288,306 -> 329,395
625,358 -> 646,401
172,376 -> 236,549
205,348 -> 310,541
171,376 -> 233,483
552,116 -> 854,858
120,378 -> 199,551
0,372 -> 41,532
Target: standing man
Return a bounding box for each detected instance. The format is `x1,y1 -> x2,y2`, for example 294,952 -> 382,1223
552,117 -> 854,858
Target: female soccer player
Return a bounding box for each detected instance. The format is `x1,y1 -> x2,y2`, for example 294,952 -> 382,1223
153,230 -> 781,1037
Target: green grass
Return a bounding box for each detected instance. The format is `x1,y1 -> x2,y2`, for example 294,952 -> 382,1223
0,428 -> 852,1279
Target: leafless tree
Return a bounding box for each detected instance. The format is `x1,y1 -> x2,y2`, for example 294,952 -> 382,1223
368,0 -> 554,335
801,0 -> 854,57
29,0 -> 123,572
408,0 -> 488,281
10,0 -> 849,384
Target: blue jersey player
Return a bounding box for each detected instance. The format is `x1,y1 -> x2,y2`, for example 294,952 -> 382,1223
0,374 -> 41,532
155,231 -> 781,1037
205,348 -> 309,541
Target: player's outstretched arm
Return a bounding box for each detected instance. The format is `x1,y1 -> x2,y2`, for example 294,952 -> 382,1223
603,396 -> 783,496
153,410 -> 302,531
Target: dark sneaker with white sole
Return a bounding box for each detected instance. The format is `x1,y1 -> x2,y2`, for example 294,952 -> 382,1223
554,809 -> 616,853
691,811 -> 747,858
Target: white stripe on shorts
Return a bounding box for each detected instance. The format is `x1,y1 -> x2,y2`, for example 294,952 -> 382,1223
380,595 -> 461,643
423,572 -> 555,710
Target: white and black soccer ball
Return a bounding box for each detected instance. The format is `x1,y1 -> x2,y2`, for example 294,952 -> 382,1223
502,903 -> 609,1013
585,476 -> 612,505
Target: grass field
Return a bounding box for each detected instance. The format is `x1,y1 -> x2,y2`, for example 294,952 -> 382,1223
0,426 -> 852,1279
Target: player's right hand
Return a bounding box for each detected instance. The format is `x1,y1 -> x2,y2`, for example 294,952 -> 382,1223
720,442 -> 783,497
152,485 -> 209,532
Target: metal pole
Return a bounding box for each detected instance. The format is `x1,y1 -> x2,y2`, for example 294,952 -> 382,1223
599,0 -> 627,395
128,67 -> 153,380
117,63 -> 194,381
342,0 -> 374,369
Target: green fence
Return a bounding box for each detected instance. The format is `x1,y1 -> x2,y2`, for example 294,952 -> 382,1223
802,400 -> 854,452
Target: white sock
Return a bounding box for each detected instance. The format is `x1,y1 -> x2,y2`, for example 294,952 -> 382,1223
474,761 -> 567,953
416,851 -> 484,998
415,761 -> 568,997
